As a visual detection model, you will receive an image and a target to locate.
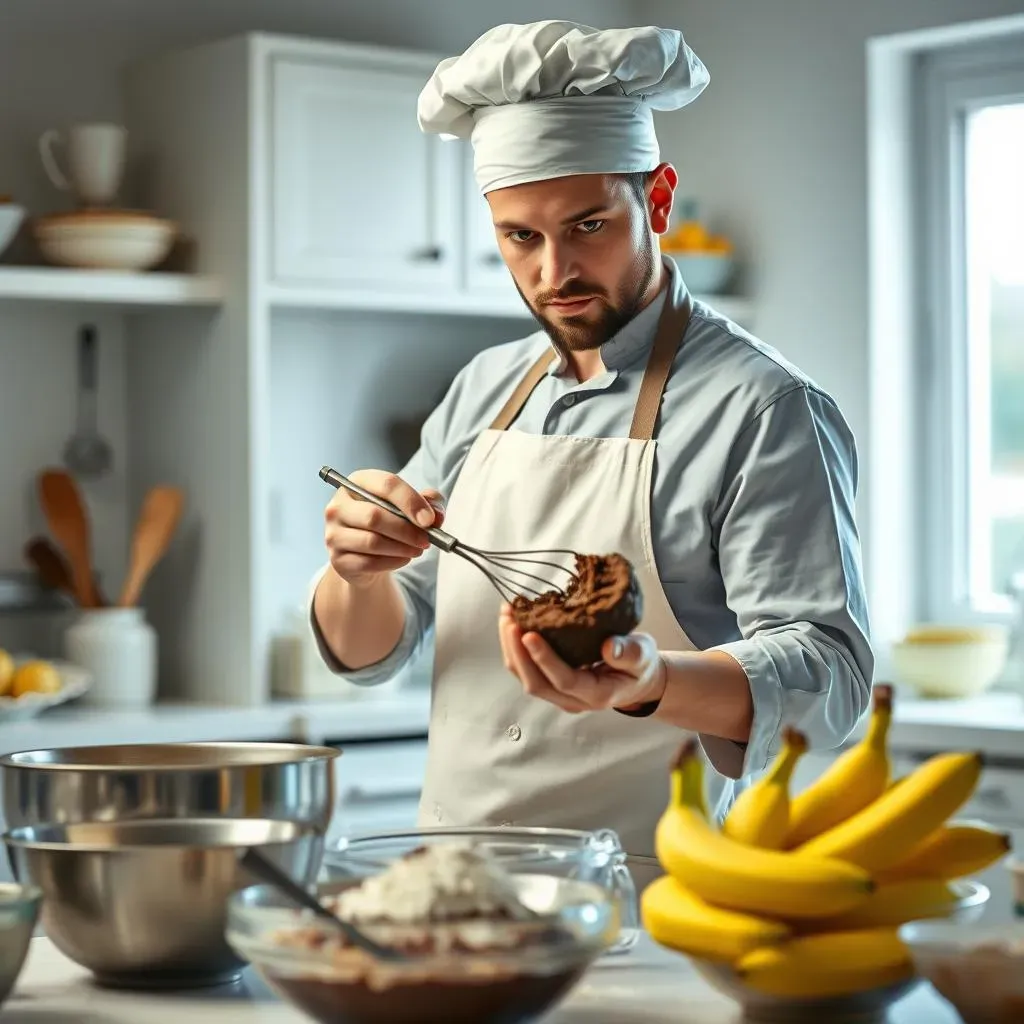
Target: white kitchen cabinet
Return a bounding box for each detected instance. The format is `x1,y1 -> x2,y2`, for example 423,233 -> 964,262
460,144 -> 519,302
270,54 -> 459,294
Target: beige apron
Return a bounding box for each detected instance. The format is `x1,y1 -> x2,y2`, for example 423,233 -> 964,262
417,283 -> 699,879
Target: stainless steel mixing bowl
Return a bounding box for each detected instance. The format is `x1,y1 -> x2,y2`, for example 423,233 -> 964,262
3,817 -> 324,989
0,883 -> 41,1007
0,741 -> 340,833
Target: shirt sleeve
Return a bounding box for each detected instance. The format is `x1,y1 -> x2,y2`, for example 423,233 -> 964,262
307,404 -> 448,686
700,384 -> 874,779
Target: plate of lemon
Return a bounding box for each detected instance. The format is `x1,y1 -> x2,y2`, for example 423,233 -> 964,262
0,647 -> 91,722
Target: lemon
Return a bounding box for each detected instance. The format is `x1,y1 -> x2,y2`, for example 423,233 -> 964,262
0,648 -> 13,697
11,660 -> 62,698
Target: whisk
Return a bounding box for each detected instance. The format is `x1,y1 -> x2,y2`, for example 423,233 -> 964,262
319,466 -> 579,603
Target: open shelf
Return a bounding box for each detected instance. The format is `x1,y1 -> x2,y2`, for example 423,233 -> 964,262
0,266 -> 224,309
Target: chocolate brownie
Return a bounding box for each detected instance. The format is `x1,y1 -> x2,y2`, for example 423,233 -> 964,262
510,552 -> 643,668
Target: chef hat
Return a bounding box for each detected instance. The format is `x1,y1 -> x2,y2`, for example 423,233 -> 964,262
418,20 -> 709,195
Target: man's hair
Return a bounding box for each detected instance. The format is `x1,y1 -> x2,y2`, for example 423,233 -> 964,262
620,171 -> 651,206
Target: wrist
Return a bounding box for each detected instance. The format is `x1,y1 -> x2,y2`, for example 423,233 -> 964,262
614,653 -> 668,716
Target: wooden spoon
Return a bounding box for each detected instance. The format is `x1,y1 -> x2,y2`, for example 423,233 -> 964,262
24,536 -> 108,606
37,470 -> 100,607
118,485 -> 185,607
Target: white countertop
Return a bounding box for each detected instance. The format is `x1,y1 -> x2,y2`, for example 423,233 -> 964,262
3,682 -> 1024,761
7,932 -> 960,1023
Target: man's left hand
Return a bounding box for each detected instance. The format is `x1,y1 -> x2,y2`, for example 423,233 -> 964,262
498,603 -> 667,713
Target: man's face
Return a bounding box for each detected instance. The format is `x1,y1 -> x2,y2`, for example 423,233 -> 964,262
486,172 -> 669,354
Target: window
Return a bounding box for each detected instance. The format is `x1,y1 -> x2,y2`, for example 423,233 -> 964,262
918,38 -> 1024,621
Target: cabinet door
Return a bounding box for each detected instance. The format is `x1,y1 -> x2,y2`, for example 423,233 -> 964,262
271,57 -> 458,292
460,144 -> 520,302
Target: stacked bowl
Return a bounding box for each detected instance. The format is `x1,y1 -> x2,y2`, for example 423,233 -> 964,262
0,741 -> 339,990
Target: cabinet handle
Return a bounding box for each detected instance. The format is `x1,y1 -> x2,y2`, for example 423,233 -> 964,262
974,786 -> 1012,809
480,252 -> 503,266
411,246 -> 443,262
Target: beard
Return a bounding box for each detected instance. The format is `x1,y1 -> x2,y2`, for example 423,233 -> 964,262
515,238 -> 659,355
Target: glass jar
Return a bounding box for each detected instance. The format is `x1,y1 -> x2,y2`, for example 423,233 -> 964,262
322,825 -> 640,954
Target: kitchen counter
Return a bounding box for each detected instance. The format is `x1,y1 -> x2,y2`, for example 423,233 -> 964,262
8,932 -> 961,1023
4,685 -> 1024,760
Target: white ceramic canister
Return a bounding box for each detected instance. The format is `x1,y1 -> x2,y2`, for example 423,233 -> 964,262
65,608 -> 157,707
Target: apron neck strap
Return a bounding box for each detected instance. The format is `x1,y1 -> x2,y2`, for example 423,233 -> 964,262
488,285 -> 694,437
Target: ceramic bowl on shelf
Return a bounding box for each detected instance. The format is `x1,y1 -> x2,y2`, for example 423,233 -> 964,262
227,873 -> 618,1024
666,252 -> 735,294
890,623 -> 1010,698
32,209 -> 176,271
0,201 -> 25,259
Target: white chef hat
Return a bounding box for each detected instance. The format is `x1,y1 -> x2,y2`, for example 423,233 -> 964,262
418,20 -> 709,195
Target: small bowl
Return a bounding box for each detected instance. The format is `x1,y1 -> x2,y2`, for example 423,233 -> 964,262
227,874 -> 618,1024
323,826 -> 641,953
0,203 -> 25,259
898,919 -> 1024,1024
669,253 -> 735,294
891,624 -> 1009,698
3,817 -> 324,989
32,209 -> 176,271
0,883 -> 42,1008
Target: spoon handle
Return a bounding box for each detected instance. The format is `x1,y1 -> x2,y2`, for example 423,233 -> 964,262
238,849 -> 405,962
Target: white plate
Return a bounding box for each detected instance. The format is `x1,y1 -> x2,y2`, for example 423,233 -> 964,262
0,655 -> 92,723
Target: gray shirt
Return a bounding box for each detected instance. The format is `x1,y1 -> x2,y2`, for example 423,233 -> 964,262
311,256 -> 874,781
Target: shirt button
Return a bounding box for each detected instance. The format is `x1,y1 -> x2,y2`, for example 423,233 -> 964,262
562,394 -> 576,407
507,724 -> 522,741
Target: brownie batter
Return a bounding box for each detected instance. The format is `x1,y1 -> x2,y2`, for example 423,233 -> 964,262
510,552 -> 643,668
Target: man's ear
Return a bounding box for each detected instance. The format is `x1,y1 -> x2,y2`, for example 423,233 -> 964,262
648,163 -> 678,234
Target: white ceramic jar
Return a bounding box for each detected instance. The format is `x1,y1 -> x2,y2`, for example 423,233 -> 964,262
65,608 -> 157,707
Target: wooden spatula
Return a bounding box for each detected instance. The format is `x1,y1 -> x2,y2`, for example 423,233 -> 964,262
37,469 -> 101,608
118,485 -> 185,607
24,536 -> 109,606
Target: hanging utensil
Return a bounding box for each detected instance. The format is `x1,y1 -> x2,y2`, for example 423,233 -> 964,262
63,324 -> 113,479
117,485 -> 185,607
36,470 -> 101,608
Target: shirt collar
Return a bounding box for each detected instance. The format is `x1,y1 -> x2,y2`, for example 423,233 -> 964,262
545,256 -> 681,377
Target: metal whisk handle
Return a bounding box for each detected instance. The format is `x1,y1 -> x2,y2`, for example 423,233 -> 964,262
318,466 -> 459,553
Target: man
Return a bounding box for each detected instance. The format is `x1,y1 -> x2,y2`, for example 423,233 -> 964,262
310,21 -> 873,874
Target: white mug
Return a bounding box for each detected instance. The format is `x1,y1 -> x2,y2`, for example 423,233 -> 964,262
39,123 -> 128,207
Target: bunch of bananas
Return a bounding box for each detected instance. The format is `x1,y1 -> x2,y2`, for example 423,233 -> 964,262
641,684 -> 1011,999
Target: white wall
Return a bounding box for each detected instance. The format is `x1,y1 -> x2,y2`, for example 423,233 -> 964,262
637,0 -> 1024,610
0,0 -> 631,652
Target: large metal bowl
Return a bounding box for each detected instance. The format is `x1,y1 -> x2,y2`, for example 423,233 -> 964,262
0,882 -> 41,1008
0,741 -> 340,833
3,817 -> 324,989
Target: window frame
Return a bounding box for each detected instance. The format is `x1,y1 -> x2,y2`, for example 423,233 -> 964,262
916,38 -> 1024,624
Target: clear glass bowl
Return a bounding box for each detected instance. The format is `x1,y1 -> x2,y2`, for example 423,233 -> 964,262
898,918 -> 1024,1024
226,874 -> 619,1024
322,826 -> 640,954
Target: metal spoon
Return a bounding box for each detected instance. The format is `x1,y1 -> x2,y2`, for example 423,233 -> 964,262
63,324 -> 113,479
238,848 -> 408,962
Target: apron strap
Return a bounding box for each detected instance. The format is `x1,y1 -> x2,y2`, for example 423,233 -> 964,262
488,286 -> 694,437
489,349 -> 556,431
628,290 -> 694,441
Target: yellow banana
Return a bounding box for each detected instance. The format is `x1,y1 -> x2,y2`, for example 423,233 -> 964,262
784,684 -> 893,848
735,927 -> 913,999
795,750 -> 983,872
641,875 -> 790,963
655,740 -> 874,920
722,727 -> 806,849
795,878 -> 959,932
878,821 -> 1012,883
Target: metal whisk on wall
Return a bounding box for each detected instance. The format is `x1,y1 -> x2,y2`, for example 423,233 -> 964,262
318,466 -> 578,603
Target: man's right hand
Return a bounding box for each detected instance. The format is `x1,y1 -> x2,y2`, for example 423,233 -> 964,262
324,470 -> 446,586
